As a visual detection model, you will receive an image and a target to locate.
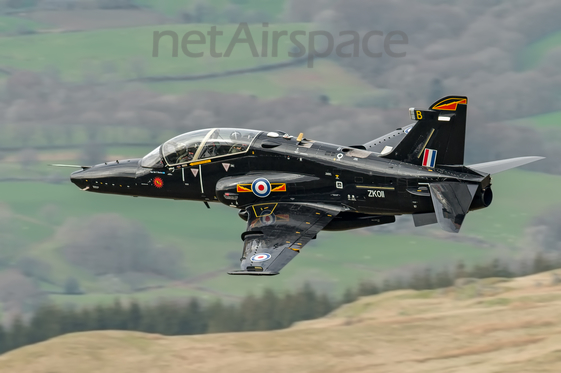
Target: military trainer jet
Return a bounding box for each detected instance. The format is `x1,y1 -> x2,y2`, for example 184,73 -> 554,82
66,96 -> 543,276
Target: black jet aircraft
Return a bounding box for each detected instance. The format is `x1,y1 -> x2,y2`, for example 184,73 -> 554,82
65,96 -> 543,276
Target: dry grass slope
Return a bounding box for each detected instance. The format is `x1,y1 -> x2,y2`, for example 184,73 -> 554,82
2,271 -> 561,373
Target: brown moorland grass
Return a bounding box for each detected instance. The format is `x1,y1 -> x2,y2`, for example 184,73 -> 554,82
2,271 -> 561,373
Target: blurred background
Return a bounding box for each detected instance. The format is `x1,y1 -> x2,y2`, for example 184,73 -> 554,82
0,0 -> 561,365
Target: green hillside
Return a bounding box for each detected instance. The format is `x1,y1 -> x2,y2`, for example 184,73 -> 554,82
520,30 -> 561,69
510,110 -> 561,141
135,0 -> 287,19
0,15 -> 44,34
0,23 -> 375,102
148,59 -> 377,104
0,23 -> 305,80
525,111 -> 561,129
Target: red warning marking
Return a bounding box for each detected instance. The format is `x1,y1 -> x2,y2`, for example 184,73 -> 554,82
154,177 -> 164,189
271,184 -> 287,192
237,184 -> 252,193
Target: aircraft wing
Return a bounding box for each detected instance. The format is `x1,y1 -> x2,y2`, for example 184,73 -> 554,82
228,203 -> 340,276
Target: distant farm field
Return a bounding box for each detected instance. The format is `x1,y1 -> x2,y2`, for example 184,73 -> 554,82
0,22 -> 376,102
520,29 -> 561,69
134,0 -> 287,19
525,110 -> 561,129
510,110 -> 561,141
20,9 -> 174,31
0,23 -> 307,80
149,60 -> 378,104
0,15 -> 45,34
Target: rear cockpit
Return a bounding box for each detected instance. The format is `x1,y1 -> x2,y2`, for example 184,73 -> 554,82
140,128 -> 261,168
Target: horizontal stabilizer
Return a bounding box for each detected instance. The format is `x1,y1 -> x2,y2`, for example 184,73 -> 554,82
429,182 -> 478,233
468,156 -> 544,175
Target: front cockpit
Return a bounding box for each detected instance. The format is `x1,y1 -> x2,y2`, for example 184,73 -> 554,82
140,128 -> 261,169
71,128 -> 262,197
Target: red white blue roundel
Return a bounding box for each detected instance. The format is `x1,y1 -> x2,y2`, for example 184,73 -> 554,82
252,178 -> 271,198
260,214 -> 276,226
251,253 -> 272,262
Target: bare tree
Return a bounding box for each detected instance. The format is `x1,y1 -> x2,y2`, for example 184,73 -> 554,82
57,214 -> 185,279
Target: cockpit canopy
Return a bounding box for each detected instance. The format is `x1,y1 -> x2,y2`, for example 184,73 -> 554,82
140,128 -> 261,168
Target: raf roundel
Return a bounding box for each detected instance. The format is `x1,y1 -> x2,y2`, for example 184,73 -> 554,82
252,178 -> 271,198
251,253 -> 272,262
260,214 -> 277,226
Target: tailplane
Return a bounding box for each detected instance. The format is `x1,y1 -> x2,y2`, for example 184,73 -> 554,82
468,156 -> 544,175
381,96 -> 468,167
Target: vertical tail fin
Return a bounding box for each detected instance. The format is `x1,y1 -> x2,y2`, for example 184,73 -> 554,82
382,96 -> 468,166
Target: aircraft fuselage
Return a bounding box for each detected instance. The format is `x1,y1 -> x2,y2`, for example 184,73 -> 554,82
71,131 -> 489,225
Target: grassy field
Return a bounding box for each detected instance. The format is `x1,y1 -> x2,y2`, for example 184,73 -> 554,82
20,9 -> 173,31
148,59 -> 378,104
520,29 -> 561,69
0,22 -> 376,103
509,110 -> 561,142
135,0 -> 287,19
0,15 -> 45,34
4,270 -> 561,373
0,122 -> 174,148
0,23 -> 307,80
460,169 -> 561,244
523,110 -> 561,129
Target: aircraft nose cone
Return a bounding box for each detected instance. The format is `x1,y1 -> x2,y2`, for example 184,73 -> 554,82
70,159 -> 141,191
70,169 -> 89,189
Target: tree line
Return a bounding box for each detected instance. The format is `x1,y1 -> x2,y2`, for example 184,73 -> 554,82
1,251 -> 561,355
0,284 -> 333,354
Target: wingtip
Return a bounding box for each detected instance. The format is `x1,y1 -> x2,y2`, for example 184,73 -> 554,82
227,270 -> 279,276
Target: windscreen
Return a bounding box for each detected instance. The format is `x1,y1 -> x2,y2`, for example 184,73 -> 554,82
140,146 -> 164,168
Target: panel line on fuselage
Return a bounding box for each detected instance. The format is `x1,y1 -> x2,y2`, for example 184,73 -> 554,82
199,165 -> 204,194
